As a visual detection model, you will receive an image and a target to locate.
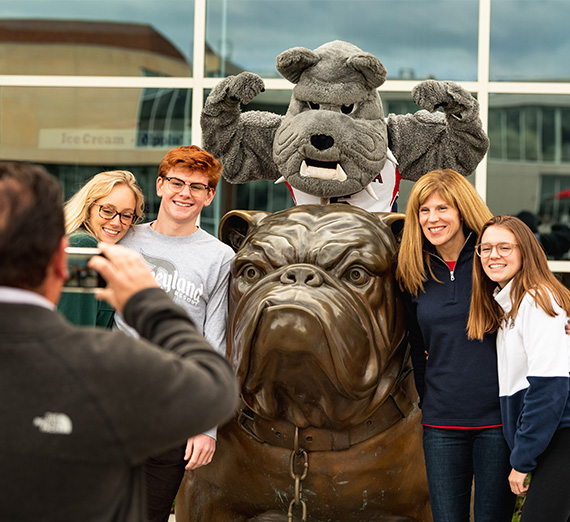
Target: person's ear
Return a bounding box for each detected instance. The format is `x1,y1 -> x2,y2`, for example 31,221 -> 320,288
203,187 -> 216,208
156,176 -> 164,198
53,236 -> 69,281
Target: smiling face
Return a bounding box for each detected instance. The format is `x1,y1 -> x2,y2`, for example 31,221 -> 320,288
418,190 -> 465,260
155,166 -> 215,235
479,225 -> 522,288
88,183 -> 137,243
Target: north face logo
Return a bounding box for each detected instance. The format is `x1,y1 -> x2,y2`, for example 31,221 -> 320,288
33,412 -> 73,435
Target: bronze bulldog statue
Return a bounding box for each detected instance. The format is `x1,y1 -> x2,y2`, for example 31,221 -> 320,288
176,204 -> 431,522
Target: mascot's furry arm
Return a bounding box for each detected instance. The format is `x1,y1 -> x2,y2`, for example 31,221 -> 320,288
201,72 -> 283,183
387,80 -> 489,181
201,41 -> 489,201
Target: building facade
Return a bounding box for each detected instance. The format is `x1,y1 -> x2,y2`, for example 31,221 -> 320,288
1,0 -> 570,269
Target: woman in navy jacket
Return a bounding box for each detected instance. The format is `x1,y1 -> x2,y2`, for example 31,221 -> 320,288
396,169 -> 515,522
469,215 -> 570,522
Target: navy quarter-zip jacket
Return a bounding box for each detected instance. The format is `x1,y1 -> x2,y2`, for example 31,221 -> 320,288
403,231 -> 503,428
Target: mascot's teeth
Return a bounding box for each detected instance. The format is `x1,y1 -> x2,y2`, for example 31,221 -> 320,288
300,160 -> 348,181
335,163 -> 348,181
364,183 -> 379,201
274,176 -> 286,184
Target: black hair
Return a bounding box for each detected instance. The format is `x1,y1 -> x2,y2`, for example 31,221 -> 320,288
0,162 -> 65,289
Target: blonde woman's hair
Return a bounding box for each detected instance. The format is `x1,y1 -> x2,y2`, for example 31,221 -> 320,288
396,169 -> 492,296
467,215 -> 570,340
64,170 -> 145,237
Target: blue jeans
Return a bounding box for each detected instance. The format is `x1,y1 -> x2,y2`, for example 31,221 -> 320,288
423,426 -> 516,522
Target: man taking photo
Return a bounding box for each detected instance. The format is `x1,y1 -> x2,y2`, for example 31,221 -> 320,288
0,161 -> 238,521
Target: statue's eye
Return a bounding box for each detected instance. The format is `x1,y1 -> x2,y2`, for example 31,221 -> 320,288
308,101 -> 320,110
342,266 -> 370,287
341,104 -> 355,114
239,264 -> 264,284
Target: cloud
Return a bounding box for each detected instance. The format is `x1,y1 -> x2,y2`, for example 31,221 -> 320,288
5,0 -> 570,82
490,1 -> 570,81
206,0 -> 479,80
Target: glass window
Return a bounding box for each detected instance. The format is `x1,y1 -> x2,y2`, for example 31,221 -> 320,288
0,86 -> 201,229
562,109 -> 570,163
505,108 -> 522,161
0,1 -> 193,76
0,86 -> 192,157
488,95 -> 570,165
136,88 -> 192,148
539,174 -> 570,226
487,94 -> 570,259
206,0 -> 478,81
490,0 -> 570,82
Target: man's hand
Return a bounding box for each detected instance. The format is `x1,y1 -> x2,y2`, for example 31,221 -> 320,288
184,434 -> 216,470
509,468 -> 529,496
88,243 -> 159,314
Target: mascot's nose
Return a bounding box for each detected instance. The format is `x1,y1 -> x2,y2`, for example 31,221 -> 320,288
311,134 -> 335,151
280,266 -> 324,287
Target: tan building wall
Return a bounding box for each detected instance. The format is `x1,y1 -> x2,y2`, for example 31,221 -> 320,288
0,20 -> 191,166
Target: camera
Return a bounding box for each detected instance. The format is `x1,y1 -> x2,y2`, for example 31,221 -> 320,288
64,247 -> 106,292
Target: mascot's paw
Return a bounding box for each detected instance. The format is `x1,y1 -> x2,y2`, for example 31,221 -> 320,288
206,71 -> 265,108
225,71 -> 265,105
412,79 -> 475,118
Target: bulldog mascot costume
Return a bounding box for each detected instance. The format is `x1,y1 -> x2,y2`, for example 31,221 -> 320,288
200,40 -> 489,211
176,41 -> 489,521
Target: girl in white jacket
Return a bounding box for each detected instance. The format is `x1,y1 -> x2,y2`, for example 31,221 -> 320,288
468,215 -> 570,522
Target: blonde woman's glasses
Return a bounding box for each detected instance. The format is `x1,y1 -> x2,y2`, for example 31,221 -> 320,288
97,205 -> 137,226
475,242 -> 519,258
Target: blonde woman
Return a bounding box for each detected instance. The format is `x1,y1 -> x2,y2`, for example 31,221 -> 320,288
58,170 -> 144,327
396,169 -> 515,522
468,215 -> 570,522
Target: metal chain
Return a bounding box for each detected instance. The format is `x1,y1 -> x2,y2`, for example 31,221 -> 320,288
287,427 -> 309,522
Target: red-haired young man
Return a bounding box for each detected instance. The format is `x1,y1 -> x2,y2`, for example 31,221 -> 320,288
114,146 -> 235,522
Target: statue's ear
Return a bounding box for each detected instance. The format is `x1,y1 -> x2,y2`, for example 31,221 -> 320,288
375,212 -> 405,242
219,210 -> 271,252
276,47 -> 320,84
347,53 -> 387,90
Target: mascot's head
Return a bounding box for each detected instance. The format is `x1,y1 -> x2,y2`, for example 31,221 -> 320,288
273,41 -> 388,199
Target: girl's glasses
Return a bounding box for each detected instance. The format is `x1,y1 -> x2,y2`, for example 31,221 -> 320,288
475,242 -> 519,258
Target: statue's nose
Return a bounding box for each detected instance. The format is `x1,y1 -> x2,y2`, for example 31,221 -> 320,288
311,134 -> 334,151
280,266 -> 324,287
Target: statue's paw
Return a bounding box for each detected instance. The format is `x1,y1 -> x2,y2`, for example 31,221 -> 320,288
226,71 -> 265,104
412,79 -> 475,115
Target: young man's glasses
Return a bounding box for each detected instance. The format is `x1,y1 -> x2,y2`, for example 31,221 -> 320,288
162,176 -> 211,195
97,205 -> 137,226
475,242 -> 519,258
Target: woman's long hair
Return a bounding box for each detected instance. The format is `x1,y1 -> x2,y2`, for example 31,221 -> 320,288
468,215 -> 570,340
396,169 -> 492,296
64,170 -> 145,237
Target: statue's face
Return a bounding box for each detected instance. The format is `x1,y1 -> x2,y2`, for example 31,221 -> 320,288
225,205 -> 404,430
273,82 -> 388,199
